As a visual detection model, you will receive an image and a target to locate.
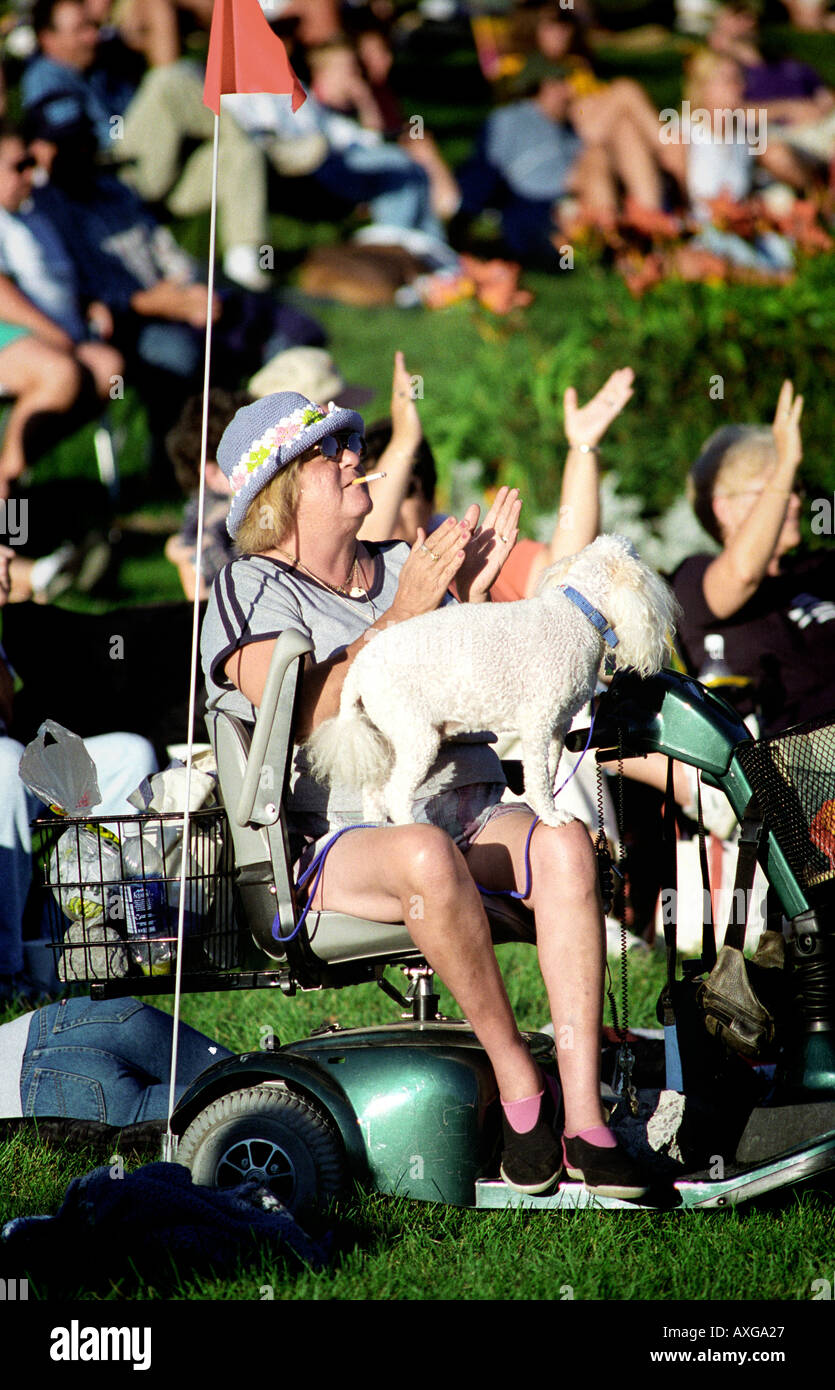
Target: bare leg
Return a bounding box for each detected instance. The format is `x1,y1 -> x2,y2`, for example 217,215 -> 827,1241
621,751 -> 692,805
574,79 -> 683,188
76,342 -> 125,400
609,113 -> 663,210
758,140 -> 814,191
307,822 -> 541,1101
566,145 -> 618,227
465,811 -> 607,1135
0,338 -> 81,495
608,78 -> 686,185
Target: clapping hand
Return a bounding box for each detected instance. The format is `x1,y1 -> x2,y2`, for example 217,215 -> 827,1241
455,486 -> 521,601
392,517 -> 472,620
564,367 -> 635,449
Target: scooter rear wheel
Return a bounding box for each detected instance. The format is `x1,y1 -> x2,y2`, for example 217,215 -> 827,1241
177,1084 -> 347,1214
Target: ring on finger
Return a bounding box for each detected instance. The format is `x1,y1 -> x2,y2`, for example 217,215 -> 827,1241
498,534 -> 509,543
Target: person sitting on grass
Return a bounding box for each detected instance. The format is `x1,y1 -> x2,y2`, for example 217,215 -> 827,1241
664,52 -> 813,275
709,0 -> 835,167
458,0 -> 687,263
28,109 -> 324,454
0,121 -> 124,497
526,4 -> 687,232
306,30 -> 462,223
22,0 -> 272,291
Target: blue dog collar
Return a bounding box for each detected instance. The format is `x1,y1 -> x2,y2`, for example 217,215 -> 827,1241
558,584 -> 619,649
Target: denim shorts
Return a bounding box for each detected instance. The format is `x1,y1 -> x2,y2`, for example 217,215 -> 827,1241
19,998 -> 231,1127
292,783 -> 531,887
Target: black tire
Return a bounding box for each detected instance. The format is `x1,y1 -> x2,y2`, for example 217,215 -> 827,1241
177,1084 -> 347,1214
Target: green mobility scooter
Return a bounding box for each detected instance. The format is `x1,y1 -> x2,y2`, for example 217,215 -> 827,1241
51,631 -> 835,1213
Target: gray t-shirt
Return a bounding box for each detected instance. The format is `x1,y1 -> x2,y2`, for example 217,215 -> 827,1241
484,102 -> 583,202
200,542 -> 504,831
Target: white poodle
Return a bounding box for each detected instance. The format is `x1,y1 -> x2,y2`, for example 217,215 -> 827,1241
307,535 -> 679,827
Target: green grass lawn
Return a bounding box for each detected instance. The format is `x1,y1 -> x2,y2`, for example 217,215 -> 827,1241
2,947 -> 834,1304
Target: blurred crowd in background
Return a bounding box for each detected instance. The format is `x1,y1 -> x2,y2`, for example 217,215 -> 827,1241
1,0 -> 834,998
0,0 -> 832,500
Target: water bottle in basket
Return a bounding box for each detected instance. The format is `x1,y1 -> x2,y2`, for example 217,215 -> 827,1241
49,822 -> 122,927
121,830 -> 173,976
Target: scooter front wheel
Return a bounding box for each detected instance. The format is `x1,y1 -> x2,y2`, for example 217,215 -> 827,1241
176,1083 -> 347,1214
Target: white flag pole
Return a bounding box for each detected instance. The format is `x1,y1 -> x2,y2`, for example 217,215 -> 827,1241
161,108 -> 221,1161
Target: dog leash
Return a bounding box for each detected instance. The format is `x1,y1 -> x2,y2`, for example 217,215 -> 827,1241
476,706 -> 598,901
276,822 -> 379,944
281,708 -> 598,932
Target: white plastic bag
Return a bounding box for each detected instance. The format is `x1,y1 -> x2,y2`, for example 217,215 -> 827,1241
19,720 -> 102,814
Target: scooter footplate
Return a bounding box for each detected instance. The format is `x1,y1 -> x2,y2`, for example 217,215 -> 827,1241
675,1134 -> 835,1208
474,1180 -> 657,1210
475,1133 -> 835,1210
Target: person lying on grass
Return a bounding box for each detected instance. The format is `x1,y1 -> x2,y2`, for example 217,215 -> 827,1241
0,998 -> 229,1131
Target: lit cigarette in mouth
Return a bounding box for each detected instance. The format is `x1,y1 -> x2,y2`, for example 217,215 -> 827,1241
350,471 -> 387,486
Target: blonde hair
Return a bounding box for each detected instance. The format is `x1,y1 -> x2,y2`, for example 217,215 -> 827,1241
688,425 -> 777,543
234,456 -> 307,555
685,49 -> 739,107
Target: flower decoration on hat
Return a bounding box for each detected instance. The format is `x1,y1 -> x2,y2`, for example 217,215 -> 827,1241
219,391 -> 365,540
228,403 -> 328,496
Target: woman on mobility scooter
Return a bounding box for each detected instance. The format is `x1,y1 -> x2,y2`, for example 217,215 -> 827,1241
200,390 -> 649,1200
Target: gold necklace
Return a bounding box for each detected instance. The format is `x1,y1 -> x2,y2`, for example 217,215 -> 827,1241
344,553 -> 366,600
272,545 -> 376,611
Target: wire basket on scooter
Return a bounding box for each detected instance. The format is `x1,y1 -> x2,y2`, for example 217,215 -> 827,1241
36,806 -> 242,995
735,712 -> 835,902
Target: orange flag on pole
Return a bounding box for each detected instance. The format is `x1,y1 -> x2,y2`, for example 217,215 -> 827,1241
203,0 -> 306,115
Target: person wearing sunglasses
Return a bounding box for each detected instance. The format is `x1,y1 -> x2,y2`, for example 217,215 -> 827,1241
200,391 -> 649,1200
0,121 -> 124,494
673,380 -> 835,737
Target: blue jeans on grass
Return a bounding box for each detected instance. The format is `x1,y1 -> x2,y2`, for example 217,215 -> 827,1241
314,143 -> 445,242
19,998 -> 232,1126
